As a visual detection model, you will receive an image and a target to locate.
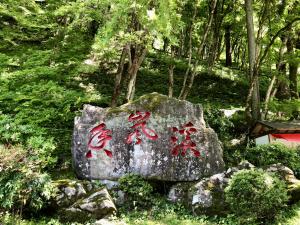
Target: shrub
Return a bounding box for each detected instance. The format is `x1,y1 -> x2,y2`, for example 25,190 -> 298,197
0,113 -> 57,169
204,108 -> 234,141
0,212 -> 65,225
225,169 -> 289,222
244,143 -> 300,175
0,145 -> 56,212
118,174 -> 154,209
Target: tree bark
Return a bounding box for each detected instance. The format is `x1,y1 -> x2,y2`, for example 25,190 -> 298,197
168,48 -> 175,98
287,36 -> 299,98
225,25 -> 232,67
178,5 -> 197,99
111,47 -> 127,107
257,17 -> 300,68
245,0 -> 260,123
262,36 -> 287,119
125,47 -> 147,102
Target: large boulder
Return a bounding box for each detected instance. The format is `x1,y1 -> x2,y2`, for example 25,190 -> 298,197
52,179 -> 116,223
72,93 -> 224,181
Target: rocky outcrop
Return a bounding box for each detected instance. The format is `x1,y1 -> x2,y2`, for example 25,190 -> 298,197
52,179 -> 116,222
72,93 -> 224,182
266,163 -> 300,203
168,161 -> 300,216
168,161 -> 253,215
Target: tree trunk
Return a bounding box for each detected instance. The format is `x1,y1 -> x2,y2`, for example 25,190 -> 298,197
208,8 -> 224,69
178,5 -> 197,99
168,48 -> 175,98
111,47 -> 127,107
216,34 -> 224,62
225,25 -> 232,67
262,36 -> 287,119
287,36 -> 299,98
179,0 -> 217,100
125,47 -> 147,102
245,0 -> 260,123
276,63 -> 289,99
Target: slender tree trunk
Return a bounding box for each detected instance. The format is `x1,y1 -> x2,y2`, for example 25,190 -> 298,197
125,47 -> 147,102
178,5 -> 197,99
163,38 -> 169,52
263,75 -> 276,119
276,63 -> 289,99
245,0 -> 260,123
127,65 -> 138,101
287,36 -> 299,98
217,34 -> 224,61
208,14 -> 224,69
262,37 -> 287,118
111,47 -> 127,107
180,0 -> 218,100
168,48 -> 175,98
276,37 -> 289,99
225,25 -> 232,67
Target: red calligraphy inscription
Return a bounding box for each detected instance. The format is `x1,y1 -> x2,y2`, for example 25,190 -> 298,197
86,123 -> 113,158
127,111 -> 158,145
170,122 -> 201,157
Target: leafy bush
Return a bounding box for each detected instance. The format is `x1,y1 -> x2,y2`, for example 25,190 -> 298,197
225,169 -> 289,222
0,212 -> 67,225
0,145 -> 56,212
204,108 -> 234,141
244,143 -> 300,175
269,99 -> 300,120
118,174 -> 154,209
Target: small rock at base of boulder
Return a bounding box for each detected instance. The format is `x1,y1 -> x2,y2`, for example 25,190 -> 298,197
168,161 -> 300,216
266,163 -> 300,203
168,182 -> 192,203
189,172 -> 230,215
168,161 -> 300,215
51,179 -> 116,223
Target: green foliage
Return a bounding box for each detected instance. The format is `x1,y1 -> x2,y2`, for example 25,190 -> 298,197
204,107 -> 234,141
223,143 -> 247,168
0,212 -> 72,225
118,174 -> 154,209
268,99 -> 300,120
244,143 -> 300,175
0,113 -> 57,169
0,145 -> 56,212
225,169 -> 289,222
0,0 -> 299,223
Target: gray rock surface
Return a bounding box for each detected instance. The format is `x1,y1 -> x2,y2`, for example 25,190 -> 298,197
168,161 -> 253,215
72,93 -> 224,181
168,161 -> 300,215
266,163 -> 300,202
52,179 -> 116,222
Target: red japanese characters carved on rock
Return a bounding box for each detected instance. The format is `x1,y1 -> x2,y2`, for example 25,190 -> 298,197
86,123 -> 113,158
170,122 -> 202,157
127,111 -> 158,145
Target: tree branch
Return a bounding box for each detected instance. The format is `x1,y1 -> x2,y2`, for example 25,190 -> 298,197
258,17 -> 300,68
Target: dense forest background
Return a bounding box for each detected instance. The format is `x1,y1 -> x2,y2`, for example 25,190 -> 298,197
0,0 -> 299,224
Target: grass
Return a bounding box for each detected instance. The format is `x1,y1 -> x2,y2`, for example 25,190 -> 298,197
3,203 -> 300,225
275,202 -> 300,225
